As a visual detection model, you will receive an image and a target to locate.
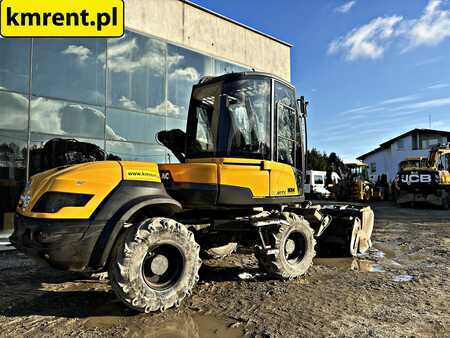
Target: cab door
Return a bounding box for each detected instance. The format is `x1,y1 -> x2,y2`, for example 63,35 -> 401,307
217,158 -> 270,204
269,101 -> 302,197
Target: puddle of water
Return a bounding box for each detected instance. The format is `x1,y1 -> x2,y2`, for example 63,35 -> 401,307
126,313 -> 244,338
393,275 -> 414,282
83,301 -> 128,329
83,310 -> 244,338
372,244 -> 397,259
238,272 -> 267,280
314,258 -> 385,273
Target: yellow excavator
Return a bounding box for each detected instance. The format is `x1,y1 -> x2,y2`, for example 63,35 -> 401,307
11,72 -> 374,313
394,144 -> 450,208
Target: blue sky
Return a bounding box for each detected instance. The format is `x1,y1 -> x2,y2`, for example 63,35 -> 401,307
191,0 -> 450,160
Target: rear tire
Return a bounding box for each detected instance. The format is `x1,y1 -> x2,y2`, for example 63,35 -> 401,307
109,218 -> 201,313
256,213 -> 316,279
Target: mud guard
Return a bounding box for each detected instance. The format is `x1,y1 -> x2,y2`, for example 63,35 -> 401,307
286,205 -> 374,257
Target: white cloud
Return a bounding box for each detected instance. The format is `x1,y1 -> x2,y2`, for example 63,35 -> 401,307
100,36 -> 183,74
390,97 -> 450,111
329,0 -> 450,60
62,45 -> 91,63
425,82 -> 450,90
339,94 -> 421,116
336,1 -> 357,14
328,16 -> 403,60
0,91 -> 29,130
169,67 -> 200,82
414,56 -> 441,66
404,0 -> 450,49
146,100 -> 183,118
380,95 -> 420,105
118,96 -> 138,110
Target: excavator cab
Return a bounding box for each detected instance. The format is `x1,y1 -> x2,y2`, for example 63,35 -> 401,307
158,72 -> 307,209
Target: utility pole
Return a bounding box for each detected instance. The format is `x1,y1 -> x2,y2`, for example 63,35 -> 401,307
429,114 -> 431,129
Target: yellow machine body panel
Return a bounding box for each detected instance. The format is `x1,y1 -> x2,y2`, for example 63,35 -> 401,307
159,162 -> 218,185
218,158 -> 269,198
17,161 -> 123,219
17,161 -> 163,220
158,158 -> 301,207
121,161 -> 161,183
264,161 -> 299,197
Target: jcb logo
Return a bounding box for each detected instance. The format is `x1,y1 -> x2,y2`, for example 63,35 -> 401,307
401,174 -> 432,184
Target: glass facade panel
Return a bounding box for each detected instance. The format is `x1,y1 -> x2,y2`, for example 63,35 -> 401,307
106,141 -> 166,162
108,32 -> 166,112
30,97 -> 105,139
32,38 -> 106,106
0,130 -> 27,233
0,38 -> 30,93
29,133 -> 105,176
106,108 -> 165,143
168,44 -> 214,120
0,90 -> 29,131
166,117 -> 187,132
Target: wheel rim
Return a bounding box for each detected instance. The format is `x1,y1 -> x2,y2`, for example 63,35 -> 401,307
284,231 -> 307,265
141,243 -> 185,291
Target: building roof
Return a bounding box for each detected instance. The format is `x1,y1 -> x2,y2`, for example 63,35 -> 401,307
357,128 -> 450,160
182,0 -> 293,48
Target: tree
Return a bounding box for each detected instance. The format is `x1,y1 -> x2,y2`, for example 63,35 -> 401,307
306,148 -> 329,171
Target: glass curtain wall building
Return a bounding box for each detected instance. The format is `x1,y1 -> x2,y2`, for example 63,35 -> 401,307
0,30 -> 248,232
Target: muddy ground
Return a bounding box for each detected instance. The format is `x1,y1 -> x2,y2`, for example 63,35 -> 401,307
0,202 -> 448,337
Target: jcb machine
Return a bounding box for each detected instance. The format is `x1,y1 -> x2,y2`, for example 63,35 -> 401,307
11,72 -> 374,313
394,144 -> 450,208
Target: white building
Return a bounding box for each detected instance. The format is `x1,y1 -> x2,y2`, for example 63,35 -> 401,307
357,129 -> 450,182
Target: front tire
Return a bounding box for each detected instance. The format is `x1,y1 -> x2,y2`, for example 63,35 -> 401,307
109,218 -> 201,313
256,213 -> 316,279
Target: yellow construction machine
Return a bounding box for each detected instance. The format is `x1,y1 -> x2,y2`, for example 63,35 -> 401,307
394,144 -> 450,208
12,72 -> 374,312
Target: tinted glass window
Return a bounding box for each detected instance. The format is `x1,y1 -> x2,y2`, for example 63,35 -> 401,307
168,45 -> 213,120
106,141 -> 166,162
224,78 -> 271,159
277,104 -> 296,166
275,81 -> 296,108
187,82 -> 220,157
0,130 -> 27,233
0,90 -> 29,131
314,175 -> 324,185
108,32 -> 166,113
0,38 -> 30,93
215,59 -> 248,75
106,108 -> 165,143
32,38 -> 106,106
275,82 -> 298,167
30,97 -> 105,139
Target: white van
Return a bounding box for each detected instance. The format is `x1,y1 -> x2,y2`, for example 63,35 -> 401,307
305,170 -> 332,199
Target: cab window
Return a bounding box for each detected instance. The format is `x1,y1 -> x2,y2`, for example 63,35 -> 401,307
275,81 -> 298,167
223,78 -> 271,159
